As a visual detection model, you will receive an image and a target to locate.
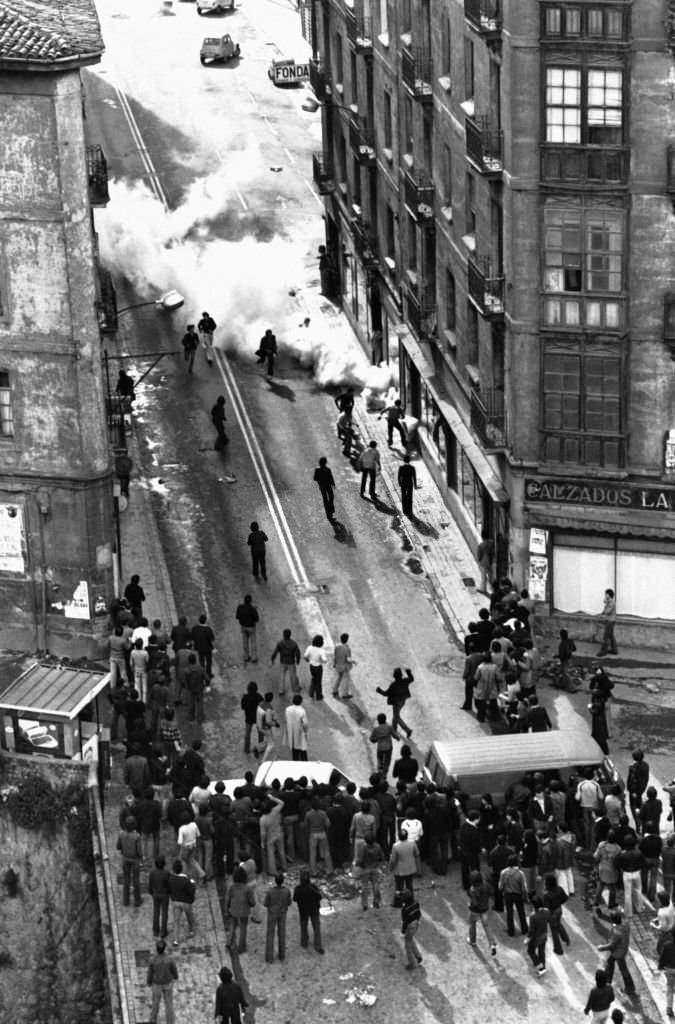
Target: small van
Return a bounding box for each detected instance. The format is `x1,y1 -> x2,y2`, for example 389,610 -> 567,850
424,730 -> 621,807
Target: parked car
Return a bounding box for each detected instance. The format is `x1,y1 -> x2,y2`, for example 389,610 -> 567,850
208,759 -> 355,799
200,34 -> 240,65
197,0 -> 234,13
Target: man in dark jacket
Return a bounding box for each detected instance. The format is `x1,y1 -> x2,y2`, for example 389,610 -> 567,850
146,939 -> 178,1023
256,328 -> 278,375
626,749 -> 649,833
148,855 -> 171,938
247,521 -> 269,581
214,966 -> 248,1024
397,455 -> 418,518
313,456 -> 337,521
235,594 -> 259,663
168,859 -> 196,945
240,680 -> 263,754
184,655 -> 206,723
376,668 -> 414,740
400,890 -> 423,970
191,613 -> 215,681
598,909 -> 636,996
458,810 -> 482,891
270,628 -> 301,695
292,869 -> 325,953
117,816 -> 142,907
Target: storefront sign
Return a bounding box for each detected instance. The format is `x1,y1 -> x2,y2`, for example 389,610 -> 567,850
525,478 -> 675,512
65,580 -> 90,620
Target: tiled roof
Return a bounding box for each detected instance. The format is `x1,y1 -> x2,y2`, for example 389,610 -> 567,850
0,0 -> 104,67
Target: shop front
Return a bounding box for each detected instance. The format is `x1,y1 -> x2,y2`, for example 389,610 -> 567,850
523,476 -> 675,647
399,335 -> 510,579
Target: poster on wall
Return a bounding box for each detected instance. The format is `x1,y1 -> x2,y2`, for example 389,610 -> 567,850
0,503 -> 25,573
528,555 -> 549,602
65,580 -> 91,620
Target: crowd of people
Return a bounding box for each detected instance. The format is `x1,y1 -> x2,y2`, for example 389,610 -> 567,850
107,571 -> 675,1023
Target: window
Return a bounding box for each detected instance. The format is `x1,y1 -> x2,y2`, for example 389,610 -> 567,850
407,212 -> 417,271
541,341 -> 623,466
465,173 -> 476,235
545,66 -> 624,146
464,37 -> 474,101
352,155 -> 362,206
542,5 -> 623,37
0,373 -> 12,436
543,202 -> 624,328
335,32 -> 343,87
466,301 -> 478,365
566,7 -> 581,33
383,90 -> 392,150
385,204 -> 395,258
442,143 -> 453,206
350,51 -> 358,107
403,95 -> 414,159
442,13 -> 452,73
379,0 -> 388,34
544,7 -> 561,34
606,9 -> 622,37
546,68 -> 581,143
588,8 -> 603,35
445,270 -> 456,330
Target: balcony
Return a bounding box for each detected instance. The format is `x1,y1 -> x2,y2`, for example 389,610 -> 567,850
406,284 -> 437,339
464,0 -> 501,37
401,47 -> 433,103
345,8 -> 372,52
403,171 -> 435,221
309,59 -> 331,98
471,387 -> 507,450
465,116 -> 503,176
540,145 -> 629,187
86,144 -> 109,206
312,151 -> 334,194
97,265 -> 118,334
467,255 -> 504,320
349,118 -> 375,164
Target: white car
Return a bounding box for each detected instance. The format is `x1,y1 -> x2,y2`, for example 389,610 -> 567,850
208,760 -> 355,798
197,0 -> 234,13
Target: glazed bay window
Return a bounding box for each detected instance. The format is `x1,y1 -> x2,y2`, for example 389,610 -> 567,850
541,340 -> 624,467
543,202 -> 624,329
0,372 -> 12,436
545,67 -> 623,146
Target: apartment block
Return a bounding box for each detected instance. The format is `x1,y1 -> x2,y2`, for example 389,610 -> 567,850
306,0 -> 675,644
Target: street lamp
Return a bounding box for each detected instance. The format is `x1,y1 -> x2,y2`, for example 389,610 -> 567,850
115,289 -> 185,316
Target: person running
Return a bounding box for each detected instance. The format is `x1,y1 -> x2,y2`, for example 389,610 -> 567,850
256,329 -> 278,376
376,667 -> 413,739
527,896 -> 551,976
313,456 -> 336,521
247,521 -> 269,581
370,713 -> 397,776
182,324 -> 199,374
598,909 -> 637,998
467,870 -> 497,956
379,398 -> 407,447
197,311 -> 216,366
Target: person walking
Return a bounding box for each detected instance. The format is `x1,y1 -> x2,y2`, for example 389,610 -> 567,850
379,398 -> 407,447
313,456 -> 337,521
191,613 -> 215,682
146,939 -> 178,1024
658,926 -> 675,1017
615,834 -> 645,919
264,873 -> 292,963
149,855 -> 171,939
225,866 -> 256,953
598,909 -> 637,998
627,749 -> 649,833
184,654 -> 206,723
235,594 -> 259,663
214,965 -> 248,1024
168,859 -> 196,945
211,396 -> 228,450
271,628 -> 301,695
543,872 -> 570,955
499,855 -> 529,936
527,896 -> 551,976
305,797 -> 333,874
358,440 -> 381,499
590,691 -> 610,755
332,632 -> 354,699
285,694 -> 308,760
356,833 -> 384,911
594,829 -> 621,910
376,667 -> 414,739
576,768 -> 604,850
476,531 -> 495,594
240,680 -> 263,755
293,869 -> 325,953
555,628 -> 577,692
584,968 -> 615,1022
467,870 -> 497,955
117,816 -> 143,908
115,449 -> 133,498
256,328 -> 278,375
198,311 -> 217,366
177,813 -> 206,884
397,455 -> 418,518
389,828 -> 421,905
400,890 -> 423,970
370,713 -> 396,776
304,634 -> 327,701
124,573 -> 146,623
597,588 -> 618,657
247,521 -> 269,581
182,324 -> 199,374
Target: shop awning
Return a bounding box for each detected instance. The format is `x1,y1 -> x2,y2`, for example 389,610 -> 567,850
0,662 -> 110,722
401,333 -> 509,505
523,504 -> 675,541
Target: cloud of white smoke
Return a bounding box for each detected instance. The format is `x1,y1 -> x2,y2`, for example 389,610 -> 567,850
97,171 -> 395,392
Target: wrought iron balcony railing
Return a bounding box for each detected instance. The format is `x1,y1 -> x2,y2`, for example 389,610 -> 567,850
403,171 -> 435,220
401,47 -> 433,102
312,151 -> 334,194
465,116 -> 503,175
467,255 -> 504,320
406,284 -> 437,339
86,144 -> 110,206
345,8 -> 372,52
464,0 -> 502,36
471,387 -> 507,450
97,265 -> 118,334
349,118 -> 375,163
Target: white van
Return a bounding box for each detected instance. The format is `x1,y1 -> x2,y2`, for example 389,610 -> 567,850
424,731 -> 621,807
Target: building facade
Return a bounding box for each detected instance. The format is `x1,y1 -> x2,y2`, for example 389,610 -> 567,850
0,1 -> 114,657
307,0 -> 675,642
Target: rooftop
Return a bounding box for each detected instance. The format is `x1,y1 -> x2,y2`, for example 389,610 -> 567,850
0,0 -> 104,71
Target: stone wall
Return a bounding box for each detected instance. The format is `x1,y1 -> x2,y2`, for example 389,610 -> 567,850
0,752 -> 110,1024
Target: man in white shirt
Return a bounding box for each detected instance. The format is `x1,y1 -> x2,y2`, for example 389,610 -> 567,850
177,814 -> 205,882
285,695 -> 308,761
132,617 -> 153,648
